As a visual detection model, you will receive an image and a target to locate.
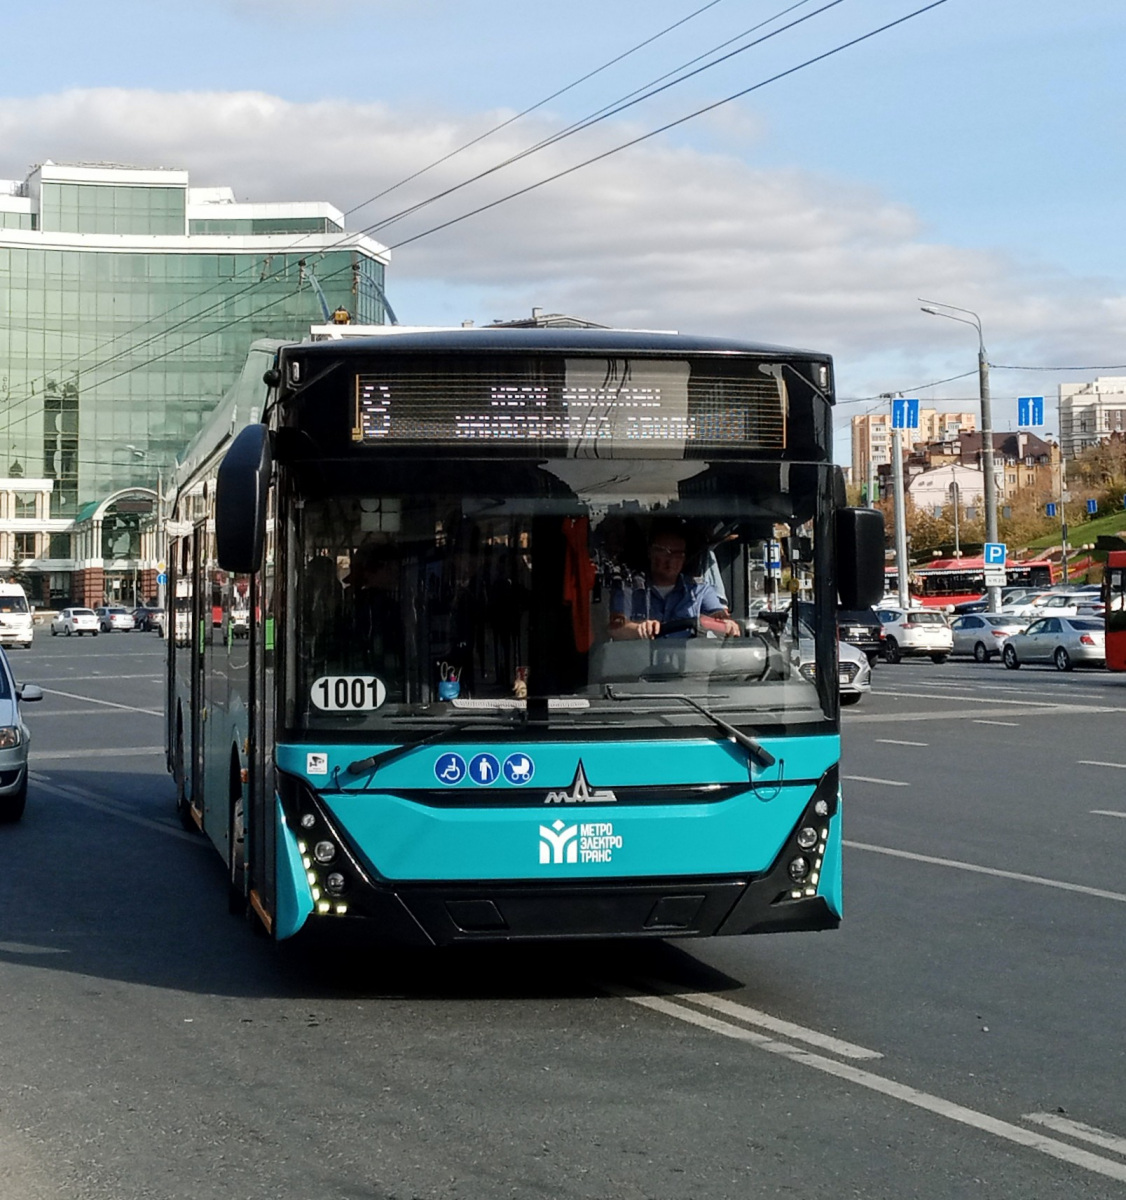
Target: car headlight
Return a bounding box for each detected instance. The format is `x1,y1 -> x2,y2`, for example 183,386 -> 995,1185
0,725 -> 22,749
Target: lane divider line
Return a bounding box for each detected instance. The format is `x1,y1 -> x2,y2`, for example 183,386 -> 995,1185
1023,1112 -> 1126,1157
603,986 -> 1126,1185
32,746 -> 165,761
641,986 -> 882,1060
1091,810 -> 1126,820
845,841 -> 1126,903
28,775 -> 202,845
973,720 -> 1020,727
1078,760 -> 1126,770
875,739 -> 929,747
38,686 -> 163,716
843,774 -> 910,787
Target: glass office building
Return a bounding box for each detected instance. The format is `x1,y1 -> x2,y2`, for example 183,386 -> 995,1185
0,161 -> 390,608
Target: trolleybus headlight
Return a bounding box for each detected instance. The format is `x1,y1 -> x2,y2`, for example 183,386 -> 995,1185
313,840 -> 336,864
813,798 -> 830,817
787,856 -> 810,883
299,813 -> 316,829
325,872 -> 346,896
796,826 -> 818,850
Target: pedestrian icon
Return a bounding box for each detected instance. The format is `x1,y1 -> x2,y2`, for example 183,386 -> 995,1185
503,754 -> 535,785
468,753 -> 501,785
434,753 -> 467,785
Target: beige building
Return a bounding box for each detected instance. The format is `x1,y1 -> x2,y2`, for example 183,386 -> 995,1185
1058,377 -> 1126,458
851,408 -> 976,496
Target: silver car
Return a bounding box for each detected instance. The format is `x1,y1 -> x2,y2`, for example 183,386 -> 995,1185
949,613 -> 1026,662
1001,616 -> 1105,671
798,638 -> 872,705
0,645 -> 43,822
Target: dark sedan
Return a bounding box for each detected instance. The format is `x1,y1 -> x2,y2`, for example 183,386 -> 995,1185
132,606 -> 165,634
837,608 -> 882,665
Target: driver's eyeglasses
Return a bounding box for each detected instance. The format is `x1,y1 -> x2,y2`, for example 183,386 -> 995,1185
651,545 -> 686,558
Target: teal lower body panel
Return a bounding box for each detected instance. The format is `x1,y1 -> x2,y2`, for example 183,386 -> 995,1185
270,739 -> 843,944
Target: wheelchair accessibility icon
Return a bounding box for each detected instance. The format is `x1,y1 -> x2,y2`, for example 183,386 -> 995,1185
434,753 -> 467,785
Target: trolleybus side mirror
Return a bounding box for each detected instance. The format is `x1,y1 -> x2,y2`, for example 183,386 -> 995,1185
836,507 -> 885,610
216,423 -> 272,573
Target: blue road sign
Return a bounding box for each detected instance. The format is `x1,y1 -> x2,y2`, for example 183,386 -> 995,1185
1046,503 -> 1057,518
1017,396 -> 1044,427
892,397 -> 920,430
983,542 -> 1006,566
156,572 -> 168,586
1087,498 -> 1099,515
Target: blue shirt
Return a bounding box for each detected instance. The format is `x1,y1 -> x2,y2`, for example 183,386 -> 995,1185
611,575 -> 728,636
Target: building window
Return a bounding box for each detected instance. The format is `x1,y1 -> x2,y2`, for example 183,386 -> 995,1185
14,493 -> 36,519
15,532 -> 36,559
48,532 -> 72,559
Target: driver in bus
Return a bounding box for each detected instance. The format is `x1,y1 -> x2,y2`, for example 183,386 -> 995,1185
608,522 -> 742,640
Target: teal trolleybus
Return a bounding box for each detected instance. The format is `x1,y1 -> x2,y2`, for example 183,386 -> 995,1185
166,327 -> 883,944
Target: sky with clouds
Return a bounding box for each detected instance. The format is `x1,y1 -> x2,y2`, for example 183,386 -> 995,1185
3,0 -> 1125,455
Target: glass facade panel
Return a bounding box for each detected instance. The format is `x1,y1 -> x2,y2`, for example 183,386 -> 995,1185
41,183 -> 187,235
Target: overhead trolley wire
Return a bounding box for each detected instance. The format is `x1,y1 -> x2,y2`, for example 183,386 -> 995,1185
384,0 -> 951,252
3,0 -> 739,410
1,1 -> 950,425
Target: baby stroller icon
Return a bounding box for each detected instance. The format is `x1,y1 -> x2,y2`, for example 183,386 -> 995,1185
506,755 -> 532,783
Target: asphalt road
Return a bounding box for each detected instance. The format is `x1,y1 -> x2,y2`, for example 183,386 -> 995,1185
2,633 -> 1126,1199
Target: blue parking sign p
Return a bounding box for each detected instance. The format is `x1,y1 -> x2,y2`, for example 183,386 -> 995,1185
983,542 -> 1006,566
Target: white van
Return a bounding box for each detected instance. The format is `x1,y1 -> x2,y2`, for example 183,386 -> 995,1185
0,583 -> 33,648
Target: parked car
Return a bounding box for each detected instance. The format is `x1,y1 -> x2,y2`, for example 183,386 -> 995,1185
949,613 -> 1027,662
228,606 -> 250,639
837,607 -> 882,665
132,606 -> 165,634
0,645 -> 43,823
1001,616 -> 1106,671
876,606 -> 953,663
50,607 -> 99,637
95,605 -> 136,632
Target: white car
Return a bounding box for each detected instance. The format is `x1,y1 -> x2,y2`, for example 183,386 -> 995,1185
876,606 -> 953,664
0,645 -> 43,822
798,638 -> 872,705
949,613 -> 1027,662
837,639 -> 872,705
95,605 -> 136,632
50,607 -> 100,637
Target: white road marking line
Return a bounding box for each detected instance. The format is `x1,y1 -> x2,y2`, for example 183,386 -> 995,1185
1091,810 -> 1126,820
849,703 -> 1125,724
875,738 -> 929,746
30,777 -> 201,844
1023,1112 -> 1126,1157
973,719 -> 1020,726
843,774 -> 910,787
605,986 -> 1126,1185
641,986 -> 882,1060
32,746 -> 165,760
1078,759 -> 1126,770
37,686 -> 162,716
846,841 -> 1126,903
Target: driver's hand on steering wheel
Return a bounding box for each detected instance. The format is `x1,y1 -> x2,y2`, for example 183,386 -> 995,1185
635,618 -> 661,639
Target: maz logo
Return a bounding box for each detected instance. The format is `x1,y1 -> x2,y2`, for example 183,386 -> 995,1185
544,762 -> 618,805
539,819 -> 578,864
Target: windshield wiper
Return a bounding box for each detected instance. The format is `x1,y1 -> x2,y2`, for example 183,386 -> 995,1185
344,715 -> 522,779
603,686 -> 775,768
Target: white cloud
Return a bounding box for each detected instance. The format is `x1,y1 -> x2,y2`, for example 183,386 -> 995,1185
2,85 -> 1124,417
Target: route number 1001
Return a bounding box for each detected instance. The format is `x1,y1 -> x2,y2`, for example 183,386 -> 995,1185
310,675 -> 387,711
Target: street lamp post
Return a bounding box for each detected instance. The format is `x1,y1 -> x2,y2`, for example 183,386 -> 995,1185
920,300 -> 1000,611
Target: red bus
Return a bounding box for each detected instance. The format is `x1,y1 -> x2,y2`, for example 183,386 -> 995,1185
1105,551 -> 1126,671
884,557 -> 1056,607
